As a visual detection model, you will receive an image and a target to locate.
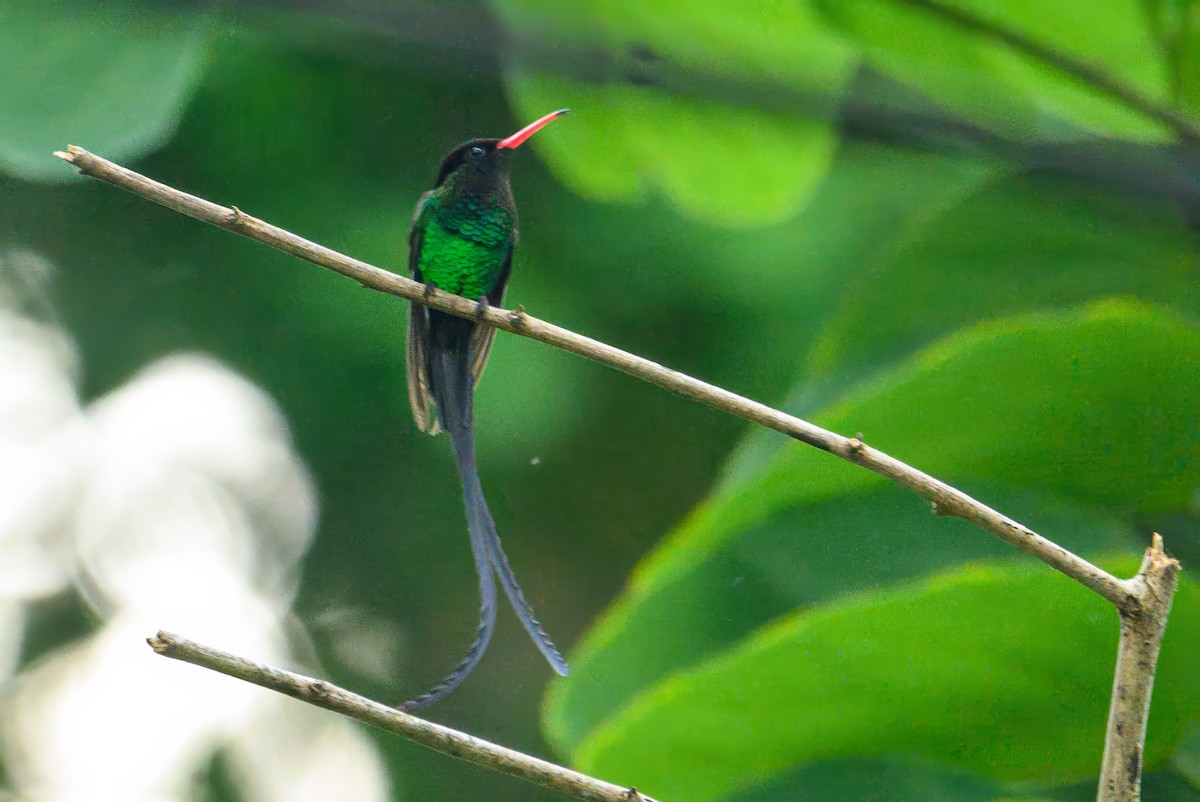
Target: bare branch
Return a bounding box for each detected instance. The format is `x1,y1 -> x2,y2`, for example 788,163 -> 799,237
53,145 -> 1133,606
59,146 -> 1180,799
1098,534 -> 1181,802
147,631 -> 657,802
895,0 -> 1200,143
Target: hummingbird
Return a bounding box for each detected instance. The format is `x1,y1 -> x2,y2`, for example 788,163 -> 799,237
401,109 -> 571,710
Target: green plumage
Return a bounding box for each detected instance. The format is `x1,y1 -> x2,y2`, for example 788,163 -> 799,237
416,195 -> 513,299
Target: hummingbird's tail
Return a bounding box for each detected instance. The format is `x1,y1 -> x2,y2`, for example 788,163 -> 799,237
445,418 -> 570,678
400,316 -> 567,710
397,478 -> 496,711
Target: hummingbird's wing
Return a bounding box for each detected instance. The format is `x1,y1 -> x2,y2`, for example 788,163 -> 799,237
469,244 -> 512,388
407,193 -> 439,434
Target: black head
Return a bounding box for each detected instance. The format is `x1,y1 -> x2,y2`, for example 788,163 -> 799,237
434,138 -> 506,188
432,109 -> 571,189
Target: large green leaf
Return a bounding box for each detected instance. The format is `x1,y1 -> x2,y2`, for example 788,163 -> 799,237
544,300 -> 1200,755
722,168 -> 1197,491
544,481 -> 1138,755
573,560 -> 1199,800
495,0 -> 858,226
0,0 -> 212,182
977,0 -> 1174,139
504,74 -> 842,227
818,0 -> 1174,141
807,171 -> 1200,382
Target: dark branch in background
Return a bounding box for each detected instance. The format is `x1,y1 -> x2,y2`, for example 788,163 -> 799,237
241,0 -> 1200,210
56,147 -> 1181,802
896,0 -> 1200,143
147,632 -> 656,802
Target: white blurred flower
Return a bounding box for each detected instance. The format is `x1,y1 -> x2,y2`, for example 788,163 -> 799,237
0,284 -> 81,666
0,257 -> 389,802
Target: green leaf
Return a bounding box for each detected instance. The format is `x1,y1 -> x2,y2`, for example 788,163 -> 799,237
496,0 -> 858,226
504,74 -> 839,227
818,0 -> 1173,141
726,754 -> 1005,801
544,300 -> 1200,754
544,481 -> 1138,755
808,172 -> 1200,383
819,0 -> 1032,134
572,561 -> 1199,800
0,0 -> 212,182
1165,0 -> 1200,112
722,168 -> 1197,491
976,0 -> 1174,139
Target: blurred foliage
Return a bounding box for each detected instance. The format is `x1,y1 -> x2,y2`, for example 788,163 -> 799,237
1,0 -> 1198,800
818,0 -> 1175,141
497,0 -> 857,225
570,563 -> 1198,798
0,0 -> 213,180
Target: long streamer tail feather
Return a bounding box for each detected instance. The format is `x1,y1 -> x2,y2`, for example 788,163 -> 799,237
453,425 -> 569,676
402,313 -> 567,708
398,507 -> 496,711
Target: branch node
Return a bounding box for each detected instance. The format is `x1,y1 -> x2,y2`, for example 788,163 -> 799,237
510,304 -> 528,326
229,205 -> 247,226
1128,743 -> 1142,785
308,679 -> 336,702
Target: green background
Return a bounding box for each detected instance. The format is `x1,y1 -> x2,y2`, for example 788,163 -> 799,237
2,0 -> 1198,799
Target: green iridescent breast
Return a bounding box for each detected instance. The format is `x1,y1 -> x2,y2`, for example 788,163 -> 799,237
416,196 -> 513,299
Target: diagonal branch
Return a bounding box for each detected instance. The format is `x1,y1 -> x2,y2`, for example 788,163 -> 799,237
53,144 -> 1129,606
57,146 -> 1179,800
147,631 -> 656,802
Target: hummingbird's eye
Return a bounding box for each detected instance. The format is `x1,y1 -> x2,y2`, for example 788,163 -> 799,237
469,146 -> 485,158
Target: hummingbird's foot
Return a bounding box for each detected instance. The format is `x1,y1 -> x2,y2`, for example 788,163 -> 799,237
423,281 -> 437,300
474,295 -> 490,318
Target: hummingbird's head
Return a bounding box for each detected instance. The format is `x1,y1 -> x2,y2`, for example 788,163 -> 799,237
433,138 -> 506,189
433,109 -> 570,190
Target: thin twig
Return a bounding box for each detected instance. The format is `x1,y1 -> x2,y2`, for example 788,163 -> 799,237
53,145 -> 1131,606
1098,534 -> 1180,802
894,0 -> 1200,143
58,147 -> 1177,799
147,632 -> 657,802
